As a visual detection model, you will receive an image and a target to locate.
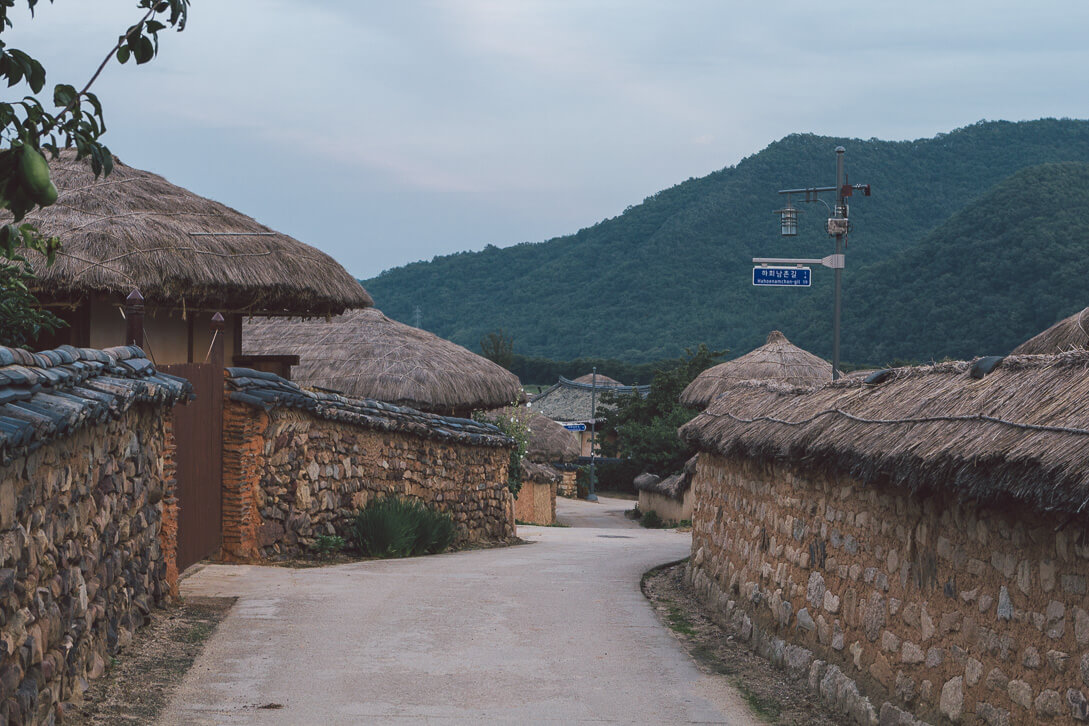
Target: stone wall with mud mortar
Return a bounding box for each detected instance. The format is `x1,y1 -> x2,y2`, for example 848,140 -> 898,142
221,402 -> 515,560
687,454 -> 1089,725
0,406 -> 177,725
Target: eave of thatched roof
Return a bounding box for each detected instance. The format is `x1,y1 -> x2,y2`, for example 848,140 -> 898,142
242,308 -> 522,414
480,406 -> 581,462
680,352 -> 1089,515
1012,306 -> 1089,355
680,330 -> 832,409
19,150 -> 372,315
522,460 -> 562,484
634,455 -> 698,500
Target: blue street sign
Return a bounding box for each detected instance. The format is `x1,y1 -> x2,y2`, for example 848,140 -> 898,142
753,266 -> 811,287
563,423 -> 587,431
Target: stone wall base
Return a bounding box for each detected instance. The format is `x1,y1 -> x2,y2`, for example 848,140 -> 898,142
686,563 -> 932,726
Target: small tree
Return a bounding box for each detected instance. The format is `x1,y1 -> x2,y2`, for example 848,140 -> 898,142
479,328 -> 515,370
0,0 -> 189,347
597,343 -> 725,477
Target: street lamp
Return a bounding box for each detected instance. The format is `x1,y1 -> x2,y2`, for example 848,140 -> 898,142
758,146 -> 871,379
587,366 -> 598,502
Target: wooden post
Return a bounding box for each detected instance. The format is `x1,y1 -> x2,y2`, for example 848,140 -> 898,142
210,312 -> 225,369
125,289 -> 145,348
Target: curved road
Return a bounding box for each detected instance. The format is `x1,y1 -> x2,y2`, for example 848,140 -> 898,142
157,496 -> 758,725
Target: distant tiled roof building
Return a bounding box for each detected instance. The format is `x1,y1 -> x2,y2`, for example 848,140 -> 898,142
528,376 -> 649,426
528,375 -> 650,459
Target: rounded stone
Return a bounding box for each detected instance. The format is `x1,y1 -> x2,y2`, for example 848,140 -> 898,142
940,676 -> 964,722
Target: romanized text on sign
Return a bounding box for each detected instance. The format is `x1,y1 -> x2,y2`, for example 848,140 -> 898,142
752,266 -> 812,287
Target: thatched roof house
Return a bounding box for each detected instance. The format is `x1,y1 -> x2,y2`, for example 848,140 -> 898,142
679,330 -> 832,409
243,308 -> 522,417
25,150 -> 371,315
681,352 -> 1089,513
1012,306 -> 1089,355
20,151 -> 371,364
481,406 -> 580,463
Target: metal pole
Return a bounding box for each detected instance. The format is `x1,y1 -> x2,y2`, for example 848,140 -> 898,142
832,146 -> 845,380
587,366 -> 598,502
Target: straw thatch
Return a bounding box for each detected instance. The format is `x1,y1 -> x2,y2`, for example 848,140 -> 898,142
1012,306 -> 1089,355
480,406 -> 580,462
18,150 -> 372,314
680,351 -> 1089,514
522,459 -> 562,484
679,331 -> 832,409
243,308 -> 522,414
634,455 -> 698,500
572,372 -> 623,386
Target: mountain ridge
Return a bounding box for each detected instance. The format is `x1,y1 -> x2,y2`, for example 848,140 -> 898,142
362,118 -> 1089,365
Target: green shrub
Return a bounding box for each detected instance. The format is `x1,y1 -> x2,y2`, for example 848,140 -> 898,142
352,497 -> 457,558
640,509 -> 663,529
413,506 -> 457,555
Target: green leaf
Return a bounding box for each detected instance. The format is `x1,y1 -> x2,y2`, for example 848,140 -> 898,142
135,36 -> 154,64
53,83 -> 76,109
116,44 -> 130,64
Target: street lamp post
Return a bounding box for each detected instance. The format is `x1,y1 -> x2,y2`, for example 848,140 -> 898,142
762,146 -> 871,379
587,366 -> 598,502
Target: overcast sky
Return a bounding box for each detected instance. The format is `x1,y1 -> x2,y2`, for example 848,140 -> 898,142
9,2 -> 1089,281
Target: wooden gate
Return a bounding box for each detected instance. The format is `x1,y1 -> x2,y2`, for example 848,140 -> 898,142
160,360 -> 223,570
122,293 -> 226,572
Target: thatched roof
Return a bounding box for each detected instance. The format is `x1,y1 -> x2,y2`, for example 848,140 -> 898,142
19,150 -> 372,315
680,331 -> 832,409
680,352 -> 1089,515
1012,306 -> 1089,355
572,372 -> 623,386
243,308 -> 522,414
522,460 -> 562,484
634,455 -> 698,500
480,406 -> 580,462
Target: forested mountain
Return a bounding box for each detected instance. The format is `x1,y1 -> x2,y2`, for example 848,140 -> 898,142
362,119 -> 1089,365
807,162 -> 1089,364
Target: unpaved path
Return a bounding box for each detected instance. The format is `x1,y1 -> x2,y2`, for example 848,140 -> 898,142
156,496 -> 761,725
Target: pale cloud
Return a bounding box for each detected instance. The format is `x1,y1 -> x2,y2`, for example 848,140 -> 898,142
3,1 -> 1089,278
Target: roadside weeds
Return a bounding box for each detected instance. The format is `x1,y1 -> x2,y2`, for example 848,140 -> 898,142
642,560 -> 841,725
65,595 -> 234,726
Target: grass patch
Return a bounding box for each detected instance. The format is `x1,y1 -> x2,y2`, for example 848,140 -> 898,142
515,519 -> 570,527
732,679 -> 783,721
662,601 -> 696,636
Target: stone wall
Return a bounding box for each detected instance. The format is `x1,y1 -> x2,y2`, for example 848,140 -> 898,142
221,402 -> 515,560
688,454 -> 1089,725
557,470 -> 577,498
0,406 -> 177,724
